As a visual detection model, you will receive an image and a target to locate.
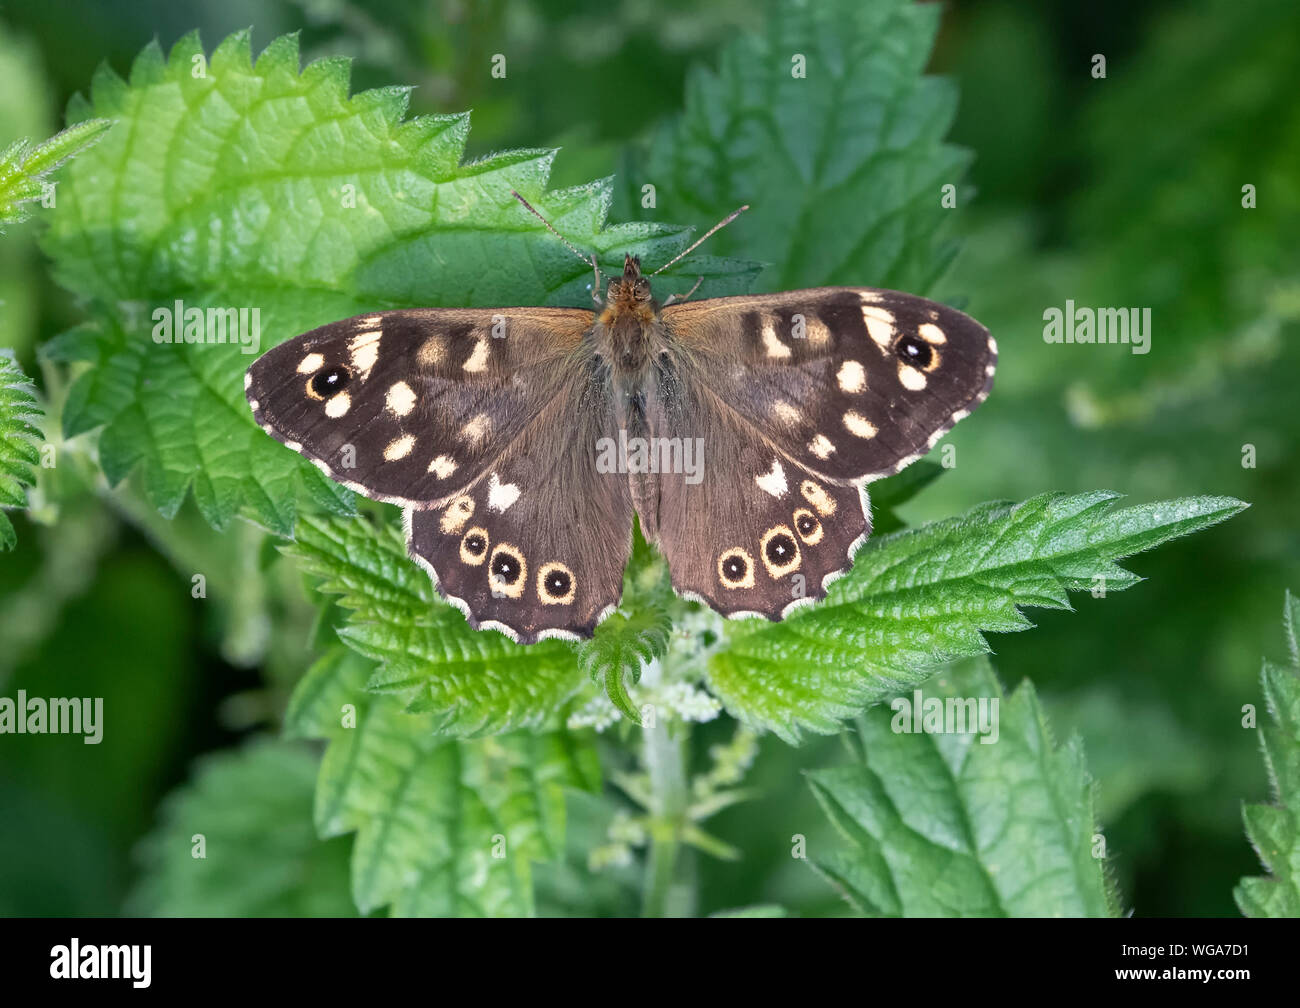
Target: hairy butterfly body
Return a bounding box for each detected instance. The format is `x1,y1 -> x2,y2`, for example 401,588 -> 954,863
247,251 -> 995,643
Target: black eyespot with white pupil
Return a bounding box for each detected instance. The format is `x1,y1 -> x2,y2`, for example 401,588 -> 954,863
895,335 -> 932,368
544,570 -> 572,597
765,533 -> 797,565
491,552 -> 522,583
722,555 -> 748,581
463,532 -> 487,557
311,365 -> 351,398
796,513 -> 819,538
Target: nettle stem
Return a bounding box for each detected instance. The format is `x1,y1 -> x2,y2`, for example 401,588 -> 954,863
640,659 -> 694,917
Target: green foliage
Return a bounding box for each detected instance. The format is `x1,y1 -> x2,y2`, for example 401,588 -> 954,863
1235,591 -> 1300,917
0,352 -> 42,549
286,488 -> 1243,744
285,645 -> 600,916
283,513 -> 581,735
625,0 -> 966,295
41,29 -> 756,535
710,492 -> 1246,742
808,658 -> 1117,917
0,118 -> 110,231
578,532 -> 675,723
130,739 -> 357,917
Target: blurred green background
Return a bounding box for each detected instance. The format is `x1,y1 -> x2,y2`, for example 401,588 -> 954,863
0,0 -> 1295,916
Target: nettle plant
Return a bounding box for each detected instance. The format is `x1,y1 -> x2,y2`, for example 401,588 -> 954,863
7,0 -> 1271,916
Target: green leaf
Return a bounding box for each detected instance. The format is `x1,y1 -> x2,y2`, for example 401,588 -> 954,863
709,904 -> 789,918
710,492 -> 1248,742
129,739 -> 357,917
807,658 -> 1118,917
0,118 -> 111,230
282,512 -> 583,735
42,30 -> 758,533
627,0 -> 967,294
285,645 -> 600,917
1235,590 -> 1300,918
576,529 -> 674,723
0,351 -> 43,549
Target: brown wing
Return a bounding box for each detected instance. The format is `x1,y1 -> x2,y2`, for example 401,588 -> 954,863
662,288 -> 996,484
645,288 -> 995,619
403,360 -> 633,643
246,307 -> 594,508
641,367 -> 867,620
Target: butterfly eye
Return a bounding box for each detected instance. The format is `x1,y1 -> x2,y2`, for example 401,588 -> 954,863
309,364 -> 352,399
894,334 -> 933,369
633,279 -> 651,300
607,280 -> 621,299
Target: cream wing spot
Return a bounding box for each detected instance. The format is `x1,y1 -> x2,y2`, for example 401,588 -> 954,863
428,454 -> 457,479
462,413 -> 492,447
417,335 -> 446,368
861,305 -> 896,349
805,316 -> 831,346
386,381 -> 416,417
772,400 -> 801,426
464,338 -> 489,373
487,472 -> 521,513
919,322 -> 947,345
762,318 -> 792,359
324,392 -> 351,418
349,331 -> 381,379
837,360 -> 867,394
801,479 -> 837,517
297,352 -> 325,374
809,434 -> 836,459
843,411 -> 877,439
439,496 -> 475,534
898,363 -> 928,390
755,459 -> 788,498
383,434 -> 415,461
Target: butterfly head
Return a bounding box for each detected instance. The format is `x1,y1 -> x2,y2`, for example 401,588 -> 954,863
599,255 -> 656,324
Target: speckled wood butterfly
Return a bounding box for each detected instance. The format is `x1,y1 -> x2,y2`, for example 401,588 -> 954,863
246,196 -> 996,643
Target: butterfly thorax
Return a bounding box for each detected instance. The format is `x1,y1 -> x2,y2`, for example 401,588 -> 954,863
595,255 -> 665,376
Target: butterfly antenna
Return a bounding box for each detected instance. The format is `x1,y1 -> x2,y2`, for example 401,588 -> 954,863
650,205 -> 749,277
511,189 -> 601,293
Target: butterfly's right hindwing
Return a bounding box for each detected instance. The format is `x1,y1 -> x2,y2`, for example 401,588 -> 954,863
245,307 -> 593,507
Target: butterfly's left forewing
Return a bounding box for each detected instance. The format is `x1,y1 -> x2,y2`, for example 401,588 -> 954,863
246,307 -> 593,507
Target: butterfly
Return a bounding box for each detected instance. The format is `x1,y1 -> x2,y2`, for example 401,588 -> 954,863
245,195 -> 996,644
